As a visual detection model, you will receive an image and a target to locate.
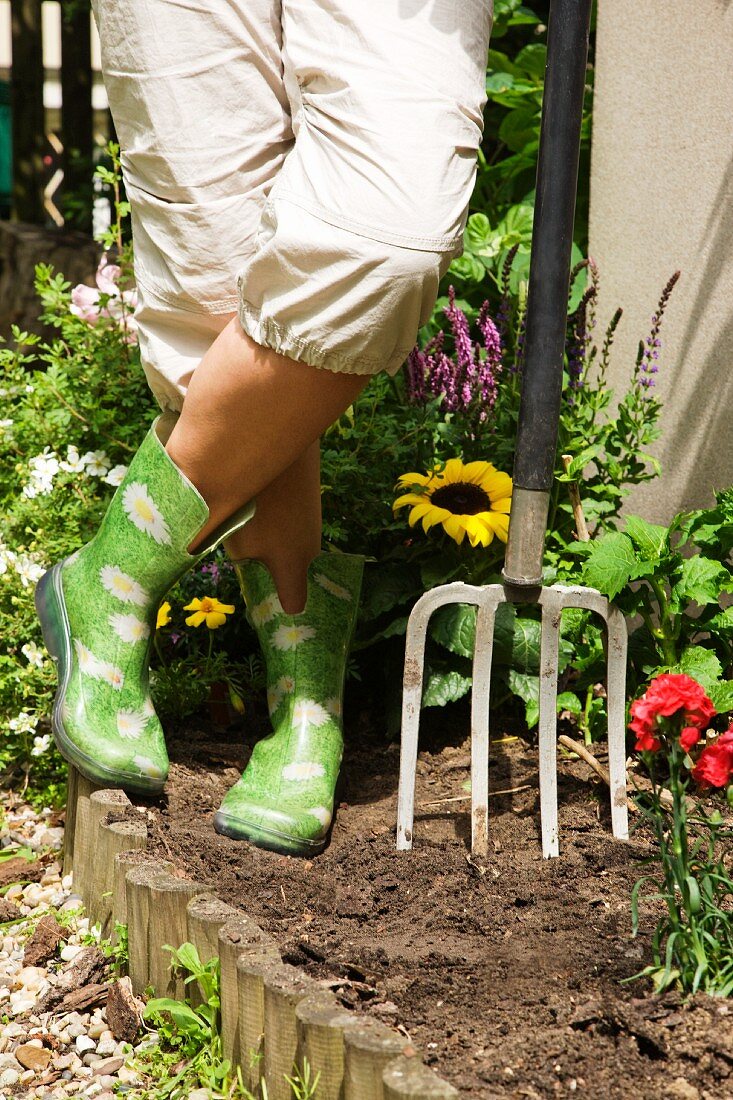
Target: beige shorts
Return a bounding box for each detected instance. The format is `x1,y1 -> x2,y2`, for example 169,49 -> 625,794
94,0 -> 493,410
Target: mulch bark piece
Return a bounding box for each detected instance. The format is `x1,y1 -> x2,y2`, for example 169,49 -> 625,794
23,913 -> 65,966
106,977 -> 143,1044
0,898 -> 21,923
0,855 -> 47,887
136,704 -> 733,1099
36,947 -> 108,1014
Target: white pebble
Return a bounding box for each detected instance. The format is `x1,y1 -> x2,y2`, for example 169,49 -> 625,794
0,1068 -> 20,1087
60,945 -> 83,963
87,1023 -> 106,1040
75,1036 -> 96,1054
5,884 -> 23,900
94,1040 -> 116,1056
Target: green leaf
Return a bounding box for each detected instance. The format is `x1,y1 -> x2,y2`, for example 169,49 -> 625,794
581,532 -> 637,599
430,604 -> 477,659
360,563 -> 416,619
422,669 -> 472,707
671,555 -> 728,609
669,646 -> 722,690
557,443 -> 602,481
707,606 -> 733,635
507,670 -> 540,728
707,679 -> 733,714
144,999 -> 207,1039
557,691 -> 583,716
624,515 -> 668,561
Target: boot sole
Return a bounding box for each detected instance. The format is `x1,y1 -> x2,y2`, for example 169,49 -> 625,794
212,809 -> 328,857
35,564 -> 165,796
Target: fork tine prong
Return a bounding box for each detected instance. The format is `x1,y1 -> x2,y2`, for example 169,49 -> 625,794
538,591 -> 563,857
396,596 -> 431,851
470,597 -> 501,857
605,600 -> 630,840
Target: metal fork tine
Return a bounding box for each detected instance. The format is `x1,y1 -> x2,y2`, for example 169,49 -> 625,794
538,590 -> 563,857
470,595 -> 502,857
606,601 -> 630,841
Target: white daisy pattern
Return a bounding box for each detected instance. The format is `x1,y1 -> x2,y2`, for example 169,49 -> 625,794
117,709 -> 147,741
292,699 -> 330,729
314,572 -> 352,601
325,697 -> 342,718
73,639 -> 103,677
250,594 -> 280,628
109,612 -> 150,644
100,565 -> 148,607
271,623 -> 316,651
122,482 -> 171,545
282,761 -> 326,782
133,754 -> 164,779
98,661 -> 125,690
267,674 -> 296,715
142,696 -> 156,717
307,807 -> 332,828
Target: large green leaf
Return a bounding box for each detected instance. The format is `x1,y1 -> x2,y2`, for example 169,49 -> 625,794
708,679 -> 733,715
625,515 -> 668,561
360,563 -> 416,619
507,670 -> 540,728
430,603 -> 477,659
670,646 -> 723,691
707,606 -> 733,635
671,555 -> 728,611
422,669 -> 472,708
582,532 -> 637,599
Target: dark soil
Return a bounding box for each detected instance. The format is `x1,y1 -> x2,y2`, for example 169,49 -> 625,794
133,700 -> 732,1100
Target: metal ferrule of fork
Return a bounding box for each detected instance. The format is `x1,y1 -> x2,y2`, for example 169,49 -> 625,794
395,581 -> 629,859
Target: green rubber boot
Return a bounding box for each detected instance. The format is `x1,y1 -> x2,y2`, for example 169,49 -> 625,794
214,552 -> 364,855
34,414 -> 254,794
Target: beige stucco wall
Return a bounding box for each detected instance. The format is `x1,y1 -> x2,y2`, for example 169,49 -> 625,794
588,0 -> 733,523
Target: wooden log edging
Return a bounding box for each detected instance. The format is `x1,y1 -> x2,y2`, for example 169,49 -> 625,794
64,766 -> 461,1098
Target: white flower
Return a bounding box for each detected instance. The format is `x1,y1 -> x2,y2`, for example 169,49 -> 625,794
122,483 -> 171,544
8,711 -> 38,734
117,710 -> 147,741
132,754 -> 164,779
109,612 -> 150,644
29,449 -> 60,480
103,464 -> 128,487
325,697 -> 342,718
249,594 -> 280,627
22,475 -> 54,498
82,450 -> 110,477
266,674 -> 295,715
100,565 -> 148,606
21,642 -> 45,669
98,661 -> 125,690
282,761 -> 326,782
73,639 -> 103,677
15,558 -> 45,588
314,572 -> 352,601
142,696 -> 156,717
292,699 -> 330,729
307,807 -> 332,828
31,734 -> 51,757
0,548 -> 17,575
271,623 -> 316,651
0,418 -> 13,430
60,446 -> 86,473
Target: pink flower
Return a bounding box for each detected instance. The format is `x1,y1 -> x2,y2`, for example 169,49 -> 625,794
70,256 -> 138,342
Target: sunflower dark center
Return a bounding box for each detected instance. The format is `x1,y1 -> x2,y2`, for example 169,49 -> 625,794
431,481 -> 491,515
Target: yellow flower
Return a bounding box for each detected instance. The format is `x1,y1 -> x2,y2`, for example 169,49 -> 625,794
183,596 -> 235,629
156,601 -> 172,630
393,457 -> 512,548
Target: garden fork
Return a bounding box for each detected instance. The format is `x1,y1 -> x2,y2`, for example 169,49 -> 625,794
396,0 -> 629,859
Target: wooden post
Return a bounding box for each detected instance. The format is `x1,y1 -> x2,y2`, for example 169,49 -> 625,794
112,850 -> 170,947
80,789 -> 131,918
185,896 -> 238,1007
125,863 -> 172,996
295,993 -> 358,1100
382,1055 -> 459,1100
263,964 -> 321,1100
146,874 -> 212,1000
88,820 -> 147,938
9,0 -> 45,222
344,1021 -> 410,1100
236,945 -> 282,1093
218,915 -> 275,1067
63,766 -> 101,880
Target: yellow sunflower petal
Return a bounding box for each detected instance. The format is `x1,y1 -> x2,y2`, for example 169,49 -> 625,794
484,512 -> 510,542
407,500 -> 437,524
441,458 -> 465,483
480,470 -> 513,501
441,514 -> 467,544
396,472 -> 432,488
491,497 -> 512,514
464,515 -> 494,547
393,493 -> 428,512
462,460 -> 497,484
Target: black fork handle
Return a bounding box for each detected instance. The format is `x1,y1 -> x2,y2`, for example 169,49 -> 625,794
502,0 -> 592,587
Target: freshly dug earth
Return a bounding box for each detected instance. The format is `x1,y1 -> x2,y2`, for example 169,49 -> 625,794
135,701 -> 731,1100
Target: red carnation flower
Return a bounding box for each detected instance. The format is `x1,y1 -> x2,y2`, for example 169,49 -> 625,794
629,674 -> 716,753
692,729 -> 733,789
635,727 -> 662,753
679,726 -> 702,753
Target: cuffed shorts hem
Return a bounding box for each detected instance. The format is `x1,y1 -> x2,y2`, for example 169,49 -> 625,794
238,298 -> 411,377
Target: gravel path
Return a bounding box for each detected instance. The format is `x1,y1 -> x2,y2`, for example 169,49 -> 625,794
0,792 -> 165,1100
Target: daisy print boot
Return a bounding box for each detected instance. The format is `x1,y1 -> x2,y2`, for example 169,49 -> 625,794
214,552 -> 364,855
35,414 -> 254,794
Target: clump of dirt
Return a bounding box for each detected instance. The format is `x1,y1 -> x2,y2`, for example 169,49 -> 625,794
135,702 -> 732,1099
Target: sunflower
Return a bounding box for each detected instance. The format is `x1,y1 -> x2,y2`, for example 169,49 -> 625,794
393,458 -> 512,548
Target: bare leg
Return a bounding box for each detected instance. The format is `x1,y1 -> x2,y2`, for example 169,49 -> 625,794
223,442 -> 321,613
166,315 -> 366,564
